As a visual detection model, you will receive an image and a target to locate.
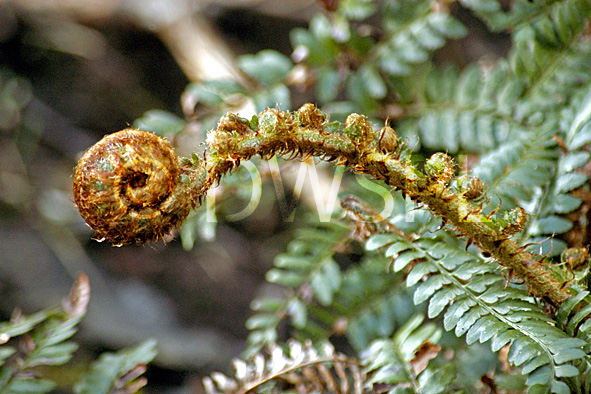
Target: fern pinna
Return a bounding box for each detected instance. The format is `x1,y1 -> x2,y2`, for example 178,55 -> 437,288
246,207 -> 417,356
0,275 -> 156,394
0,274 -> 89,394
205,340 -> 364,394
245,218 -> 351,354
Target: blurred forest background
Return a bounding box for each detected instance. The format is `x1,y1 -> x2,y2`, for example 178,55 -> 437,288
0,0 -> 507,392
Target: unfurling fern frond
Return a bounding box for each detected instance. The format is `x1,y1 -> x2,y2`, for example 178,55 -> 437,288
362,314 -> 452,394
366,231 -> 587,392
204,340 -> 365,394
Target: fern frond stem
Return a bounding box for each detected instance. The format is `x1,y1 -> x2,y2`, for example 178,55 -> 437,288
201,104 -> 572,306
392,341 -> 422,393
522,39 -> 586,101
414,180 -> 569,306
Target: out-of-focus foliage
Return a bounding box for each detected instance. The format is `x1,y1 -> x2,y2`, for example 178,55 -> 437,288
0,275 -> 156,394
73,339 -> 157,394
204,340 -> 364,394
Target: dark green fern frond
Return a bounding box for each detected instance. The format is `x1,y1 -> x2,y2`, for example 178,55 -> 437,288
464,114 -> 579,256
507,0 -> 591,112
246,218 -> 350,354
246,199 -> 430,356
402,44 -> 589,155
362,314 -> 452,394
473,90 -> 591,258
524,0 -> 590,48
513,38 -> 591,105
204,340 -> 365,394
289,2 -> 466,115
277,251 -> 414,353
329,257 -> 413,352
375,4 -> 467,78
555,290 -> 591,339
517,39 -> 591,110
471,134 -> 559,211
0,309 -> 68,394
521,110 -> 591,256
402,0 -> 591,154
400,62 -> 529,153
553,290 -> 591,393
546,92 -> 591,230
366,229 -> 587,392
460,0 -> 590,33
0,274 -> 156,394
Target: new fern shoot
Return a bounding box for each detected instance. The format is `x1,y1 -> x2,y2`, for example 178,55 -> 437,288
63,0 -> 591,393
73,104 -> 569,305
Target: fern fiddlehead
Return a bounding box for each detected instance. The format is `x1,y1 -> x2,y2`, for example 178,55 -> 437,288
73,103 -> 571,305
73,128 -> 208,245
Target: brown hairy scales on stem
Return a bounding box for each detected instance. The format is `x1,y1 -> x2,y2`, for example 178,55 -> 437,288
73,103 -> 571,306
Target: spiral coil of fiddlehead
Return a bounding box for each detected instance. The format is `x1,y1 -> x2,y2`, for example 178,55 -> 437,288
73,128 -> 207,245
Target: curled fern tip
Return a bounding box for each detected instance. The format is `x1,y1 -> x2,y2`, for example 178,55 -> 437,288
73,128 -> 207,245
